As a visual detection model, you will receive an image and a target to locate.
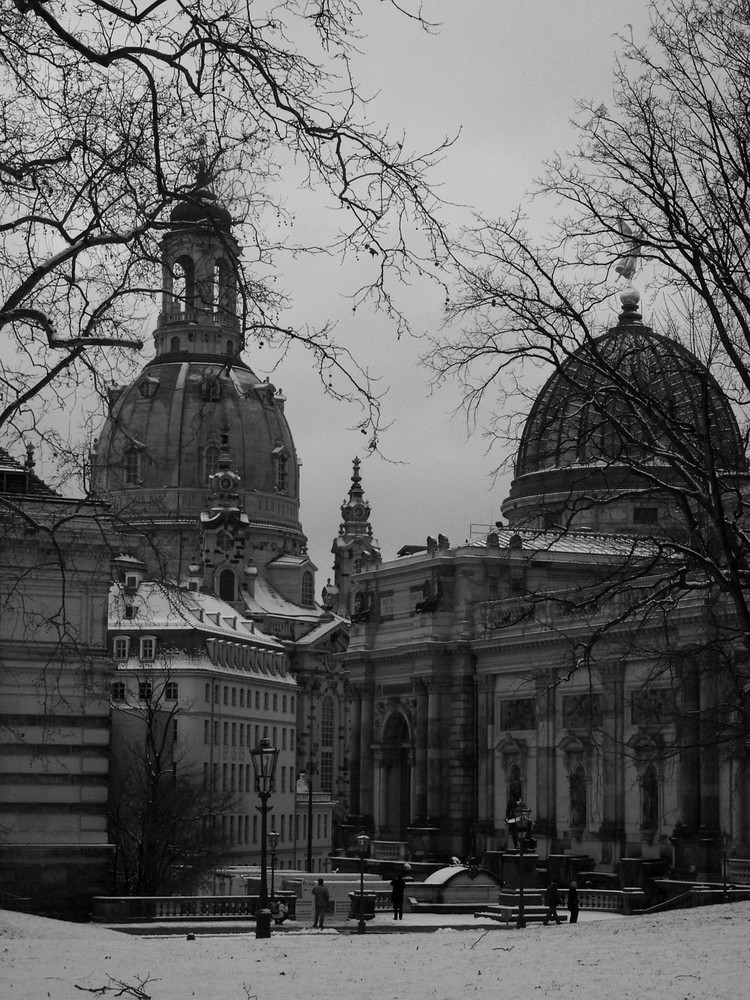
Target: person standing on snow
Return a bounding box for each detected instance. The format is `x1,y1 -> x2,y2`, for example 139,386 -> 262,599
312,878 -> 330,929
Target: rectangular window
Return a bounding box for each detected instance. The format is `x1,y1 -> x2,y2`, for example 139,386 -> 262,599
231,763 -> 236,790
204,720 -> 210,744
231,722 -> 237,746
281,814 -> 286,841
111,680 -> 126,701
205,682 -> 211,703
213,720 -> 219,745
282,728 -> 287,750
113,637 -> 129,661
255,691 -> 260,709
214,684 -> 220,703
282,694 -> 287,713
212,762 -> 218,788
239,689 -> 245,707
165,681 -> 178,700
222,763 -> 228,791
290,696 -> 295,712
239,724 -> 245,747
232,687 -> 237,706
223,721 -> 228,744
320,750 -> 333,794
290,728 -> 295,751
138,680 -> 152,700
264,692 -> 269,710
253,815 -> 258,843
140,637 -> 156,661
633,506 -> 659,524
273,693 -> 278,712
272,726 -> 277,745
223,686 -> 229,705
281,765 -> 286,794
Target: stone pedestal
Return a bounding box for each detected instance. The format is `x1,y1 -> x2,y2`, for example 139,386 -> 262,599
501,852 -> 539,890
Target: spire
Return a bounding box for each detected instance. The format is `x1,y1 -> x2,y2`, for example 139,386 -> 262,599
331,457 -> 381,616
339,456 -> 372,535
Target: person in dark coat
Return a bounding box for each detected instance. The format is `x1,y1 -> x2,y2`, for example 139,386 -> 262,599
390,865 -> 410,920
543,880 -> 562,925
567,881 -> 580,924
312,878 -> 330,929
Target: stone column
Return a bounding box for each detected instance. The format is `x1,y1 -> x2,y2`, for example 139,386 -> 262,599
348,684 -> 362,815
359,682 -> 375,820
426,677 -> 444,820
476,673 -> 495,850
599,663 -> 625,852
534,669 -> 558,841
412,677 -> 429,822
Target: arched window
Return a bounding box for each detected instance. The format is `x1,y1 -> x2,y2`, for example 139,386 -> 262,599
301,570 -> 314,607
219,568 -> 236,602
204,443 -> 221,481
214,257 -> 235,315
170,336 -> 180,352
172,255 -> 196,311
124,448 -> 142,485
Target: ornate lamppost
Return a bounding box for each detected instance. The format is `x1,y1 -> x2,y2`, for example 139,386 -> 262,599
268,828 -> 280,900
356,831 -> 370,935
250,737 -> 279,939
514,802 -> 532,930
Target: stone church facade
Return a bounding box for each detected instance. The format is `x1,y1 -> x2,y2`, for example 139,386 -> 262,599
341,289 -> 750,880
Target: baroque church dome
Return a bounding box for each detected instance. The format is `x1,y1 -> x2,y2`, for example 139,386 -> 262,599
502,290 -> 747,530
93,177 -> 305,582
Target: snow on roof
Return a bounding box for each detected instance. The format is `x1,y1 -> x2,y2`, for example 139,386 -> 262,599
243,574 -> 322,623
109,581 -> 283,648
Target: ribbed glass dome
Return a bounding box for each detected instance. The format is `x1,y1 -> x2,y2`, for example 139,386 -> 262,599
517,327 -> 744,477
502,296 -> 746,529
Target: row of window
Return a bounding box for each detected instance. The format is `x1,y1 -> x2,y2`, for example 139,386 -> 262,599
114,636 -> 155,661
121,444 -> 290,491
216,809 -> 330,847
204,721 -> 295,753
204,642 -> 290,676
206,683 -> 294,714
111,679 -> 176,702
205,758 -> 296,794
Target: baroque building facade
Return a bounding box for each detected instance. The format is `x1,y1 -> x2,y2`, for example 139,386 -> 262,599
341,289 -> 750,880
92,176 -> 352,872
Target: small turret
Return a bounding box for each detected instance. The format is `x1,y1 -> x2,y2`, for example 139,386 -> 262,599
331,457 -> 381,615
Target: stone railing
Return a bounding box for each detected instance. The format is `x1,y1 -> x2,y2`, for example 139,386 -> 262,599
727,858 -> 750,884
372,840 -> 408,860
93,893 -> 296,923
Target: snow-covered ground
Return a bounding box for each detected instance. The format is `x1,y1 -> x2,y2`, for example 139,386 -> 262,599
2,903 -> 748,1000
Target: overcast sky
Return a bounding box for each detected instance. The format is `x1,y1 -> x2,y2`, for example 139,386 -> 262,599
256,0 -> 655,582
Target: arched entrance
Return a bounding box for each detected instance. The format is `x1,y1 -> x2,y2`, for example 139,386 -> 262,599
379,713 -> 412,840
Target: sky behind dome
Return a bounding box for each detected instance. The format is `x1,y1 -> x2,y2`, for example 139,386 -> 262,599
265,0 -> 655,581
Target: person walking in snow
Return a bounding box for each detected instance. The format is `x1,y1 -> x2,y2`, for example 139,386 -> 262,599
543,880 -> 562,925
312,878 -> 330,929
567,881 -> 580,924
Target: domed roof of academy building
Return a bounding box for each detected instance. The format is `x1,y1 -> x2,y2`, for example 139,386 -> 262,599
92,177 -> 306,577
501,289 -> 748,532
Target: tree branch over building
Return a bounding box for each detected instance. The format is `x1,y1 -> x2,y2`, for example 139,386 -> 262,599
0,0 -> 451,445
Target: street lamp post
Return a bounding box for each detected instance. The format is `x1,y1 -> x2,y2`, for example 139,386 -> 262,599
250,737 -> 280,940
356,831 -> 370,935
514,802 -> 532,930
268,828 -> 280,900
722,830 -> 731,900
